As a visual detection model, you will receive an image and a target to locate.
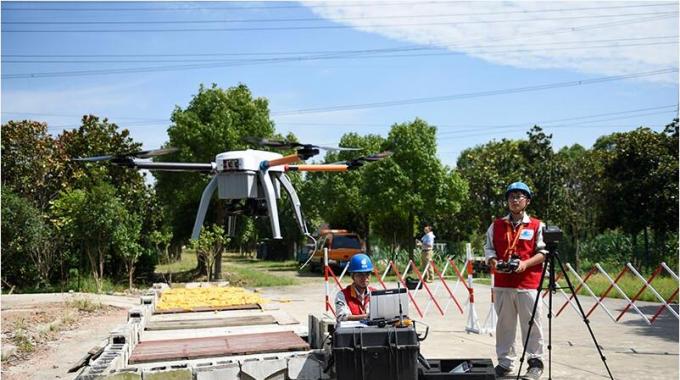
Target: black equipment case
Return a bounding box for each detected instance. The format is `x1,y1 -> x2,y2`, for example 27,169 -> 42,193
333,326 -> 419,380
419,358 -> 496,379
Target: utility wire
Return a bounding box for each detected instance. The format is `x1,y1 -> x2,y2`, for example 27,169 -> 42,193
272,68 -> 679,115
2,2 -> 674,12
4,39 -> 677,64
5,10 -> 676,25
4,42 -> 676,79
436,110 -> 679,139
5,35 -> 675,58
4,12 -> 676,32
436,105 -> 678,136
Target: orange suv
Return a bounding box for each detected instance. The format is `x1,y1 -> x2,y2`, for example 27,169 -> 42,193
310,229 -> 365,272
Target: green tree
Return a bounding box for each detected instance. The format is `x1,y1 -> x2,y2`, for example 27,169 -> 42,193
191,224 -> 229,281
302,132 -> 385,251
457,138 -> 526,233
150,229 -> 173,264
594,123 -> 679,268
1,188 -> 52,288
52,183 -> 127,292
113,211 -> 144,290
363,119 -> 466,259
154,84 -> 276,272
550,145 -> 602,270
1,120 -> 68,210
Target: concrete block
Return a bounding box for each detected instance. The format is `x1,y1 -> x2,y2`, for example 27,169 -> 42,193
128,308 -> 143,321
195,361 -> 241,380
307,313 -> 335,350
105,367 -> 142,379
142,365 -> 192,380
152,283 -> 169,291
1,343 -> 17,360
140,295 -> 154,306
240,356 -> 287,380
287,355 -> 325,380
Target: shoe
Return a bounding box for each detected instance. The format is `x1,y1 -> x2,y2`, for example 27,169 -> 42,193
521,359 -> 544,380
495,364 -> 512,378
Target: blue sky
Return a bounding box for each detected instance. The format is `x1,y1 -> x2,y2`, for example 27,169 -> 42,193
2,1 -> 678,167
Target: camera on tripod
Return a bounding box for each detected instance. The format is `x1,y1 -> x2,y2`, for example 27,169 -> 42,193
542,225 -> 563,249
495,254 -> 521,273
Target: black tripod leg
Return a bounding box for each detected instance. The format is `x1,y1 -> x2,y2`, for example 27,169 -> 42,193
555,253 -> 615,380
516,257 -> 550,380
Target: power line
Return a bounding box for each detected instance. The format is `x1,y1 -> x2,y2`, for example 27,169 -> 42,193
3,2 -> 675,13
5,41 -> 677,64
4,12 -> 676,33
436,110 -> 679,140
6,10 -> 676,25
272,68 -> 679,115
5,35 -> 675,58
436,105 -> 678,136
2,36 -> 677,65
4,40 -> 677,79
0,1 -> 461,12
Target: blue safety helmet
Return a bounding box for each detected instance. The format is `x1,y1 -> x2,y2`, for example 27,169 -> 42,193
505,181 -> 532,199
348,253 -> 374,273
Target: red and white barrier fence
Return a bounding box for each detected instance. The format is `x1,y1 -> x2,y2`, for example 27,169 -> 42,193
321,245 -> 679,333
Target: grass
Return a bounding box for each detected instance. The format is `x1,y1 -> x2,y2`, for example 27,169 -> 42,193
154,250 -> 299,287
66,297 -> 104,313
155,250 -> 198,273
225,265 -> 296,287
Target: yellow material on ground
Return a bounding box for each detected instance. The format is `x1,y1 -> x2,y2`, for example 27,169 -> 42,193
156,287 -> 267,311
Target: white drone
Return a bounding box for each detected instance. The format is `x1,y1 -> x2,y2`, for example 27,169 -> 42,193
74,138 -> 390,240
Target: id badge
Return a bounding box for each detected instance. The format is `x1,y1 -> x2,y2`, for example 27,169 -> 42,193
519,229 -> 534,240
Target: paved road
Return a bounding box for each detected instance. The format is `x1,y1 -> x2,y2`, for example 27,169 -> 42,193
259,279 -> 679,380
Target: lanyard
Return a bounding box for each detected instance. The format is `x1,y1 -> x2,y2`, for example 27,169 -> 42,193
504,220 -> 525,258
351,286 -> 369,313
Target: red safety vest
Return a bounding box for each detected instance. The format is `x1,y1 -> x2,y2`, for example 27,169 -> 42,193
492,216 -> 543,289
341,285 -> 376,315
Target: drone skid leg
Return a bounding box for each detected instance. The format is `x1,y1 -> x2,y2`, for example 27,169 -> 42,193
259,170 -> 282,239
191,176 -> 219,240
275,173 -> 310,236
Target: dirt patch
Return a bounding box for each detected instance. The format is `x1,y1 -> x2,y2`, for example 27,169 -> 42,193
1,299 -> 126,379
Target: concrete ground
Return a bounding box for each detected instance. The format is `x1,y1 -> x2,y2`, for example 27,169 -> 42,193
2,281 -> 676,379
259,277 -> 679,380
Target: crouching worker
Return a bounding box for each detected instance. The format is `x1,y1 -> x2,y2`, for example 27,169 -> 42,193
335,254 -> 376,321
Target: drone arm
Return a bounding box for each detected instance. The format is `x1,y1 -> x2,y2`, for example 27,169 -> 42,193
191,176 -> 219,240
125,160 -> 216,173
259,154 -> 304,170
274,173 -> 310,236
285,164 -> 349,172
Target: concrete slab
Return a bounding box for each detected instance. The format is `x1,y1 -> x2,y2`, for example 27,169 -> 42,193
139,323 -> 307,341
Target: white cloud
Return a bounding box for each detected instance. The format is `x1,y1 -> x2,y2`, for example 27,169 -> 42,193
304,1 -> 679,82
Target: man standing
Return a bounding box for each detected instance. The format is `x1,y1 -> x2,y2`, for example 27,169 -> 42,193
419,225 -> 435,282
335,253 -> 376,321
485,182 -> 546,379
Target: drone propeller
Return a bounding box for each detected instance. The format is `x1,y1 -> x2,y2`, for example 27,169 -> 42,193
72,147 -> 178,162
243,136 -> 359,152
329,150 -> 393,169
72,147 -> 214,172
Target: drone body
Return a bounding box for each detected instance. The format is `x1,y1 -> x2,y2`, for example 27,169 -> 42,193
196,149 -> 301,240
73,139 -> 389,241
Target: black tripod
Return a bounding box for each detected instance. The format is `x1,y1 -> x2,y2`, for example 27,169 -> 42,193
516,238 -> 614,380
